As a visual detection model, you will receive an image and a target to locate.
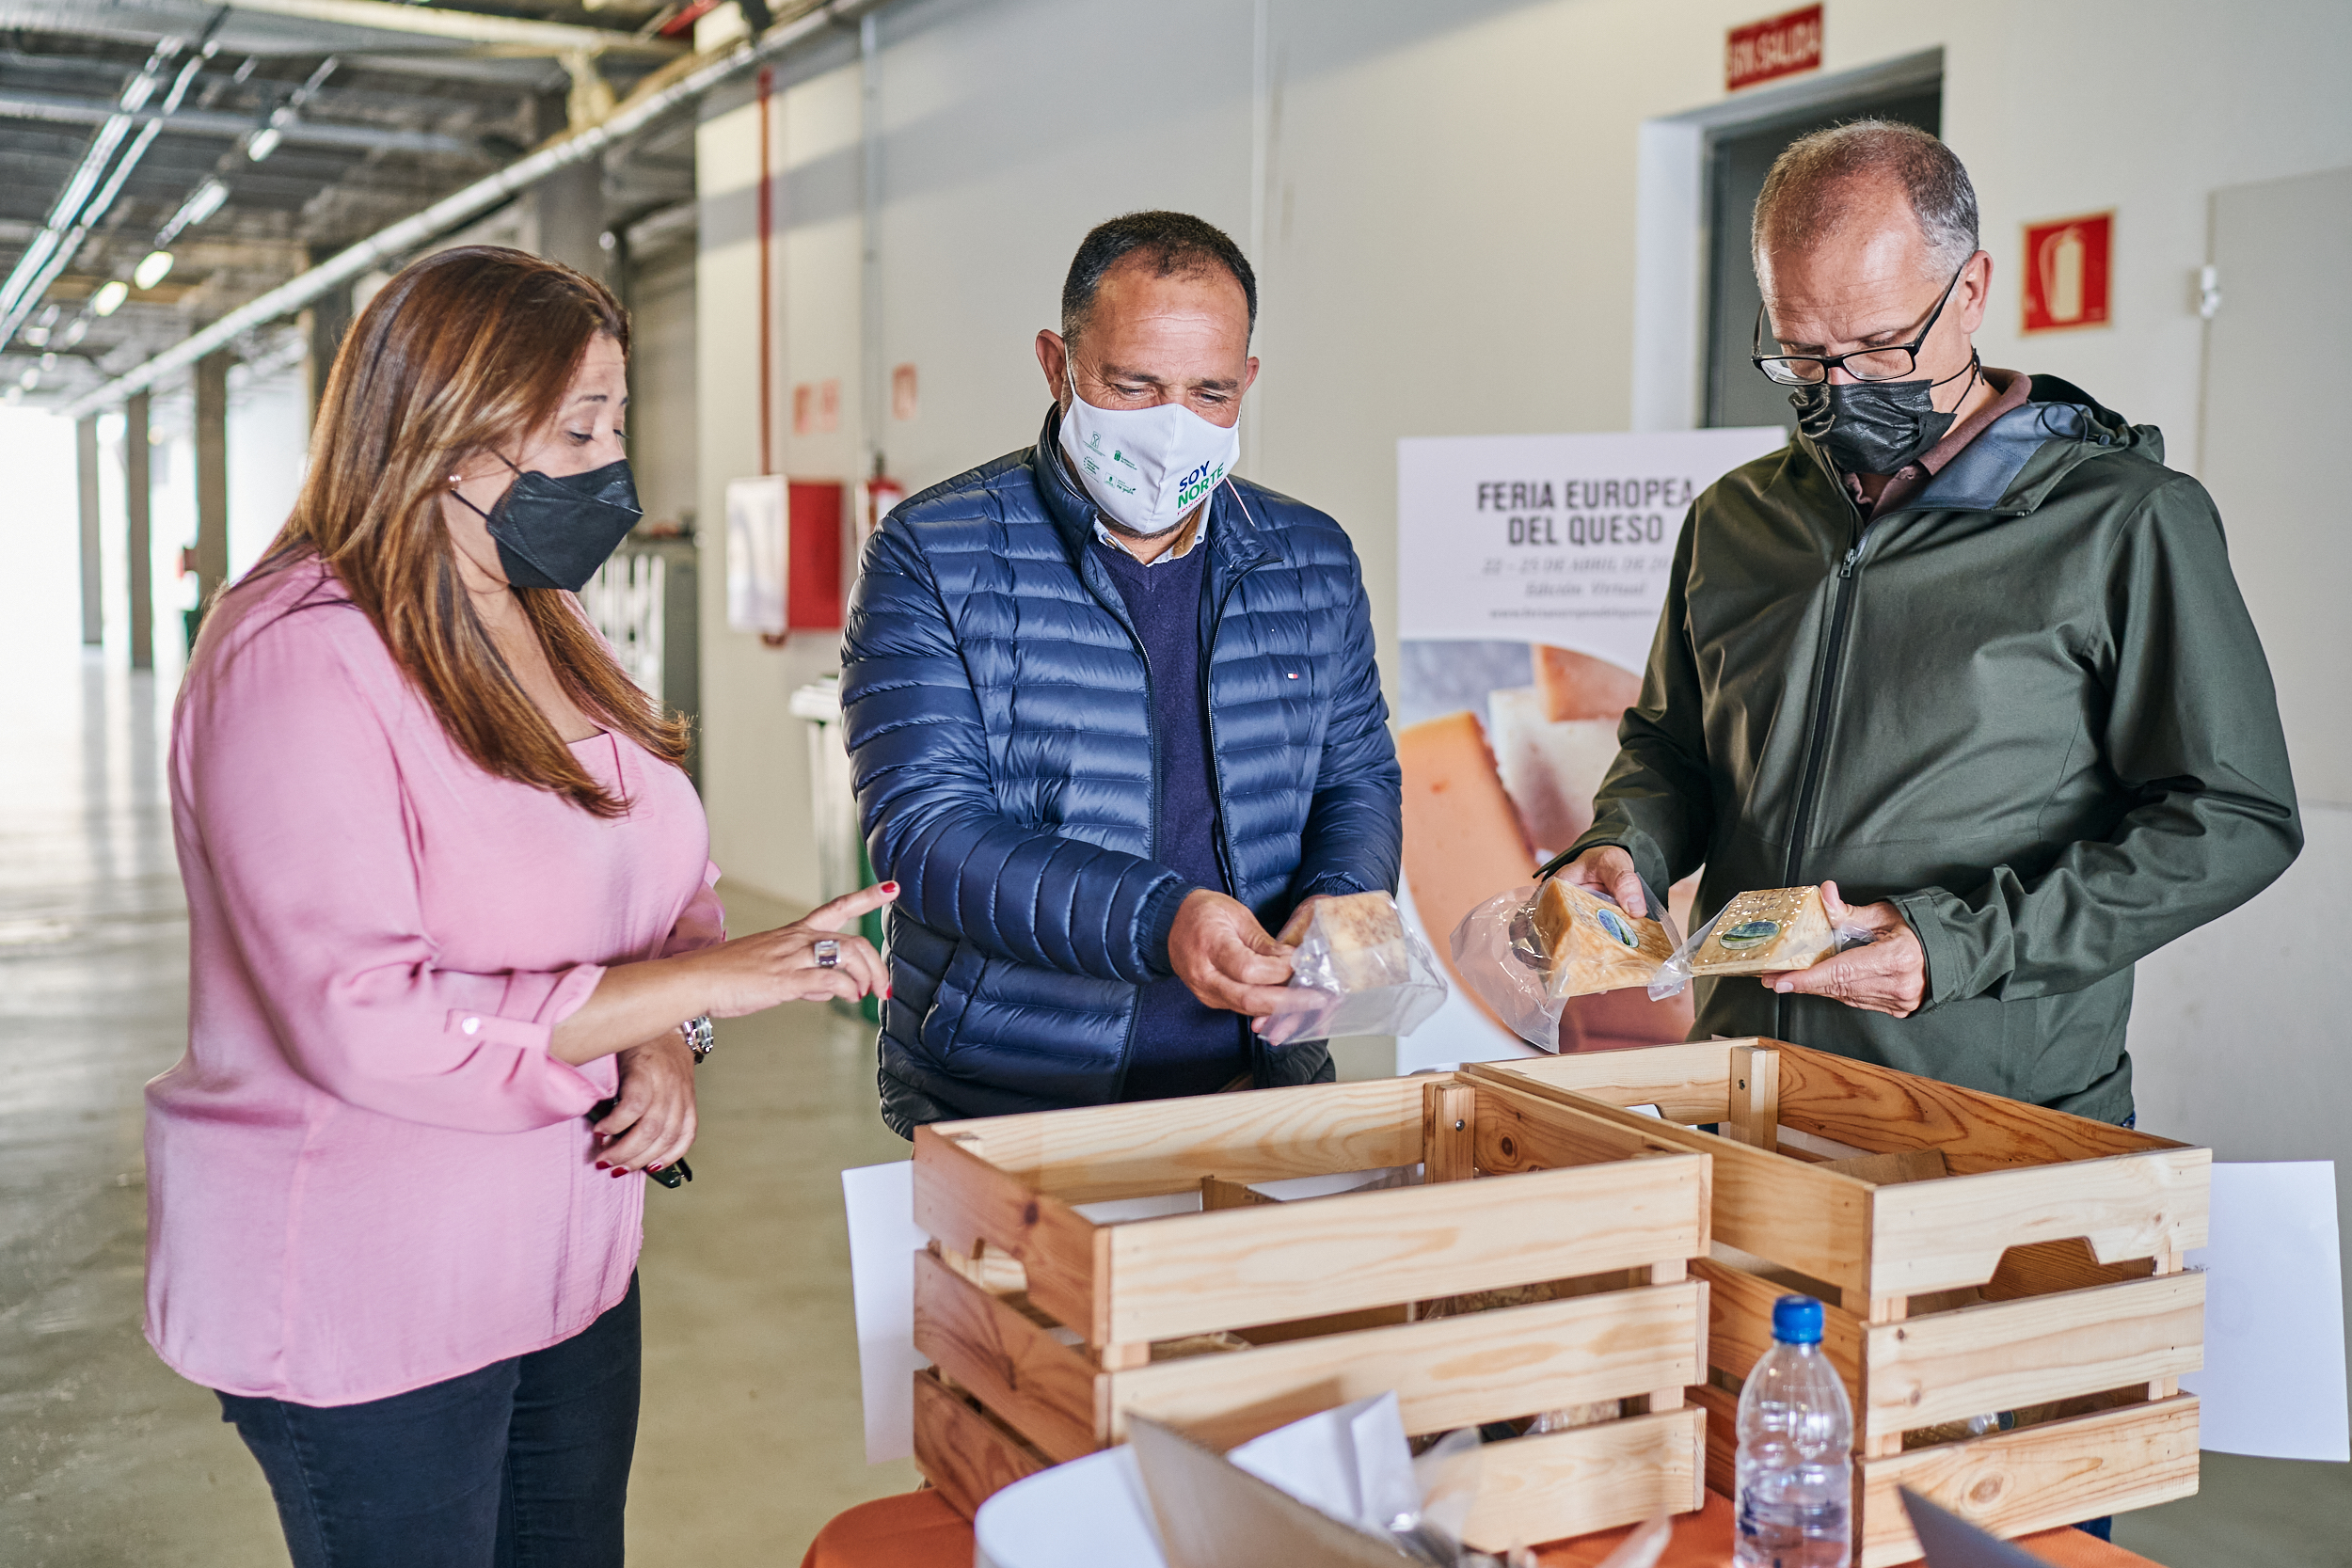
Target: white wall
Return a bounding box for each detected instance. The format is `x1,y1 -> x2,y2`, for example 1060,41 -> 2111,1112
691,0 -> 2352,1163
629,245 -> 701,530
226,366 -> 308,575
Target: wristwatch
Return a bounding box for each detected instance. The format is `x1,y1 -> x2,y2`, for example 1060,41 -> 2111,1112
679,1014 -> 714,1065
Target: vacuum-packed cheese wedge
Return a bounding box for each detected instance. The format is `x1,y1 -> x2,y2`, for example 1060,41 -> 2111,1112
1689,884 -> 1837,975
1279,890 -> 1409,990
1532,877 -> 1676,998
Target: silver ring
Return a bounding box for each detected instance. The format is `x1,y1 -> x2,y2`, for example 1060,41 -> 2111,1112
814,939 -> 841,969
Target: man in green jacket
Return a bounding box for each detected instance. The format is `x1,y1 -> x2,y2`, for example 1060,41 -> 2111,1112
1557,121 -> 2299,1123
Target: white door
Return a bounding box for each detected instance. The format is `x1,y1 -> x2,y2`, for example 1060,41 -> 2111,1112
2129,164 -> 2352,1440
2202,165 -> 2352,803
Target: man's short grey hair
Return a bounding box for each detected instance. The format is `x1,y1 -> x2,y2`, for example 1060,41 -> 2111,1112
1752,119 -> 1979,278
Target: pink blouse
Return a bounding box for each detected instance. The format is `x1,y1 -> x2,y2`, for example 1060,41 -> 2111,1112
147,559 -> 723,1406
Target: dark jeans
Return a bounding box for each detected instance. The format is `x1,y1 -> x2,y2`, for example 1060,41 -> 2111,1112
217,1275 -> 641,1568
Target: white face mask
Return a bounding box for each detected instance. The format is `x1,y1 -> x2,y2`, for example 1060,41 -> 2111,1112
1057,360 -> 1240,538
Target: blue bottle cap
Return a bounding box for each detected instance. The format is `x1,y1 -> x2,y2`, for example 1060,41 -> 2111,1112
1772,1293 -> 1824,1345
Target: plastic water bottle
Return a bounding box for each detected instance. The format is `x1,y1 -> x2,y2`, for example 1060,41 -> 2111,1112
1735,1294 -> 1853,1567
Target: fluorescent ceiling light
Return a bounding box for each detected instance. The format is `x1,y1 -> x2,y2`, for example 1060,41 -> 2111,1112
246,125 -> 283,162
134,250 -> 174,290
18,367 -> 38,390
183,179 -> 230,229
92,280 -> 128,316
61,318 -> 87,346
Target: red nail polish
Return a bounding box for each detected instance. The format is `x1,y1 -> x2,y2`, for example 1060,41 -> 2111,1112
881,881 -> 898,894
647,1164 -> 663,1172
611,1167 -> 628,1179
595,1162 -> 609,1170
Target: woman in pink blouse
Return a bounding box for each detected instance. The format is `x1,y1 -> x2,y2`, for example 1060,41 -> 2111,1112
148,245 -> 891,1568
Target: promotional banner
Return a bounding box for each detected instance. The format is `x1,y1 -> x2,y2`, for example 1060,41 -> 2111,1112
1393,428 -> 1785,1068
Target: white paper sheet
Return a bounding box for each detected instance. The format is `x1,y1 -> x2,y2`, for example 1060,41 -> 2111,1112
974,1396 -> 1420,1568
976,1448 -> 1165,1568
840,1159 -> 926,1464
1226,1391 -> 1417,1534
2181,1161 -> 2349,1461
723,474 -> 787,635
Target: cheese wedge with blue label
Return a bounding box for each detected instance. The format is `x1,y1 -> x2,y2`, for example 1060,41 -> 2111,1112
1689,884 -> 1836,975
1532,877 -> 1676,998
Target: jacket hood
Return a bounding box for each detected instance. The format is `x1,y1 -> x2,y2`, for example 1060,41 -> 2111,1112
1792,372 -> 2163,518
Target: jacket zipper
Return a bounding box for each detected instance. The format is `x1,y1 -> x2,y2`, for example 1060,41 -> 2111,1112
1201,492 -> 1270,1077
1092,484 -> 1266,1100
1776,501 -> 1868,1037
1201,483 -> 1265,899
1115,604 -> 1157,1104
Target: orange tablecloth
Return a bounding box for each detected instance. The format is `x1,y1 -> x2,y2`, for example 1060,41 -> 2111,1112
801,1487 -> 2163,1568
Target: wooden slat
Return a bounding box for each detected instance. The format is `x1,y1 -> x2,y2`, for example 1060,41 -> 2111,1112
937,1242 -> 1030,1296
1775,1043 -> 2185,1174
1423,1080 -> 1476,1183
913,1126 -> 1101,1339
1104,1153 -> 1710,1344
1466,1042 -> 1737,1124
1440,1407 -> 1708,1552
1692,1256 -> 1863,1413
1860,1274 -> 2205,1446
1687,1379 -> 1738,1498
930,1076 -> 1428,1202
1471,1083 -> 1694,1173
1981,1235 -> 2156,1301
911,1248 -> 1101,1462
1470,1066 -> 1871,1297
911,1367 -> 1052,1521
1865,1148 -> 2212,1299
1239,1304 -> 1416,1343
1822,1148 -> 1948,1186
1201,1176 -> 1273,1210
1855,1396 -> 2201,1568
1724,1043 -> 1779,1152
1103,1280 -> 1704,1447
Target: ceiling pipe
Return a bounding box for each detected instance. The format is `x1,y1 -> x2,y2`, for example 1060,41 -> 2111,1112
217,0 -> 683,59
62,0 -> 881,420
0,87 -> 476,154
0,37 -> 197,348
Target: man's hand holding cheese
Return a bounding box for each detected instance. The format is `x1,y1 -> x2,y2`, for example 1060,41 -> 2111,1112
1557,122 -> 2299,1121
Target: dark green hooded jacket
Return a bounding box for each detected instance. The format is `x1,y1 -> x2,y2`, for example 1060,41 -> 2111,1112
1569,376 -> 2300,1121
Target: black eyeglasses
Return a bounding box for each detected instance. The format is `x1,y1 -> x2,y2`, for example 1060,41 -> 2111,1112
1752,258 -> 1969,386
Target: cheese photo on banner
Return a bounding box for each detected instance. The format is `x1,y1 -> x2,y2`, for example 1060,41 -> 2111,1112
1394,429 -> 1783,1068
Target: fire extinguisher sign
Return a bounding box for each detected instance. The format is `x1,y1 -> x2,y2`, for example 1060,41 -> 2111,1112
2022,211 -> 2113,333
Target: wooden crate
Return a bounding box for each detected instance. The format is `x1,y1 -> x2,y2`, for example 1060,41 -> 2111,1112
908,1071 -> 1716,1553
1467,1040 -> 2208,1567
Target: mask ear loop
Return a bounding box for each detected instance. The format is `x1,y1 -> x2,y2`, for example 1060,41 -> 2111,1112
1930,349 -> 1982,407
446,452 -> 524,522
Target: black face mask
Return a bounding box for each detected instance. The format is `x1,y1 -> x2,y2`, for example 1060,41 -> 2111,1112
1789,355 -> 1979,477
452,455 -> 643,592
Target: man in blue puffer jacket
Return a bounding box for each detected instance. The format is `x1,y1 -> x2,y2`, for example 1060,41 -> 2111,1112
840,212 -> 1402,1135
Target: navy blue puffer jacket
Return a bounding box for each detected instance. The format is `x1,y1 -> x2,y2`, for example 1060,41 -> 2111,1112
841,407 -> 1402,1135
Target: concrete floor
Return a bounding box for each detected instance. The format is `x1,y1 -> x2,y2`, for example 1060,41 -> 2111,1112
1,645 -> 2346,1565
0,653 -> 917,1564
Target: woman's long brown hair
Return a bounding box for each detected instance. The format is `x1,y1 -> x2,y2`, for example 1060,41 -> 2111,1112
256,245 -> 688,816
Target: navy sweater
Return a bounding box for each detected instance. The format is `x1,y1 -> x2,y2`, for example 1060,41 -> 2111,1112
1093,532 -> 1251,1100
